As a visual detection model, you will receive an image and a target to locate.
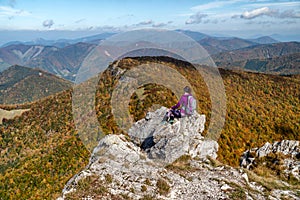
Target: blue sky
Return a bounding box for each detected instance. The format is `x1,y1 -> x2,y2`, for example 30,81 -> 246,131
0,0 -> 299,43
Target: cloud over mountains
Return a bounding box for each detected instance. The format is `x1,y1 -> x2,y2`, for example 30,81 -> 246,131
43,19 -> 54,28
185,12 -> 208,24
240,7 -> 300,19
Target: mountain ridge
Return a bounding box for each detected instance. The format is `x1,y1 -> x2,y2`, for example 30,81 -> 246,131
0,42 -> 96,81
213,42 -> 300,74
0,30 -> 297,81
0,65 -> 72,104
1,32 -> 116,48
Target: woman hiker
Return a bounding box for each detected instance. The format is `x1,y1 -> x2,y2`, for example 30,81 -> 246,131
163,86 -> 196,124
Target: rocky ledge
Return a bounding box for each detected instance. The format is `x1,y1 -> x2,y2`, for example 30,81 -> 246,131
58,107 -> 300,200
240,140 -> 300,181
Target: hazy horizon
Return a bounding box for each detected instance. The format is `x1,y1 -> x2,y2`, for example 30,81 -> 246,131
0,0 -> 299,45
0,29 -> 300,47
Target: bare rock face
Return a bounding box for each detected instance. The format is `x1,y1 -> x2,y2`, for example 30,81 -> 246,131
240,140 -> 300,180
128,107 -> 218,163
61,134 -> 164,199
59,133 -> 262,200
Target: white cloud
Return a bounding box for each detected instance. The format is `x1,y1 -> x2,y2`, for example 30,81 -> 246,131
241,7 -> 275,19
137,20 -> 153,26
185,12 -> 208,24
176,13 -> 194,17
75,18 -> 85,24
240,7 -> 300,19
248,1 -> 300,9
91,25 -> 120,32
279,10 -> 300,19
203,19 -> 219,24
43,19 -> 54,28
191,0 -> 241,11
152,22 -> 167,27
0,6 -> 31,18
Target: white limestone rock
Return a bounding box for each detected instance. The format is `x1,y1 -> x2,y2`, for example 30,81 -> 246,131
129,107 -> 218,163
240,140 -> 300,180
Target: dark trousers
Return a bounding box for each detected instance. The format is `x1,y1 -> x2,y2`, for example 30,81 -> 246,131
163,109 -> 181,122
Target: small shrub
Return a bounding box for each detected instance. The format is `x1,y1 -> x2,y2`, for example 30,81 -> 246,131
140,194 -> 156,200
105,174 -> 113,184
65,175 -> 108,199
141,185 -> 147,192
229,188 -> 246,200
165,154 -> 192,171
120,193 -> 132,200
187,177 -> 193,182
156,178 -> 170,196
207,156 -> 222,167
144,178 -> 151,186
130,187 -> 135,193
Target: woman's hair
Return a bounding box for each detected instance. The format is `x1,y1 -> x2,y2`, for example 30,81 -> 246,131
184,86 -> 191,93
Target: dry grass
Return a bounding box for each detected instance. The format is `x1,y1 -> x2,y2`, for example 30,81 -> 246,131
140,194 -> 156,200
246,168 -> 300,192
207,156 -> 223,167
65,175 -> 108,199
156,178 -> 170,196
165,155 -> 193,172
249,152 -> 300,191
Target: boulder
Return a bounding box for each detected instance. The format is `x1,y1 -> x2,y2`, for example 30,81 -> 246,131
128,107 -> 218,163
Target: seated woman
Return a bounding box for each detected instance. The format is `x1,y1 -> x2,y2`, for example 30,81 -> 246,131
163,86 -> 194,124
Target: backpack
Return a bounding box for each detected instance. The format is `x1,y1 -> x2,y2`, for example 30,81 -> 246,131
184,95 -> 197,115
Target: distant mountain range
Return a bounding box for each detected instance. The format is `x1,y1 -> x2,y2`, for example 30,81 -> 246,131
212,42 -> 300,74
0,43 -> 95,81
1,32 -> 115,48
0,30 -> 298,80
2,30 -> 279,50
0,65 -> 72,104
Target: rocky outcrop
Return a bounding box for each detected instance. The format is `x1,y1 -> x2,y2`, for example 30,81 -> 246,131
128,107 -> 218,163
240,140 -> 300,180
59,134 -> 261,200
58,108 -> 299,199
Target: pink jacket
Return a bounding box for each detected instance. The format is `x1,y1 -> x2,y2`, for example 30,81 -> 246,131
172,93 -> 191,116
